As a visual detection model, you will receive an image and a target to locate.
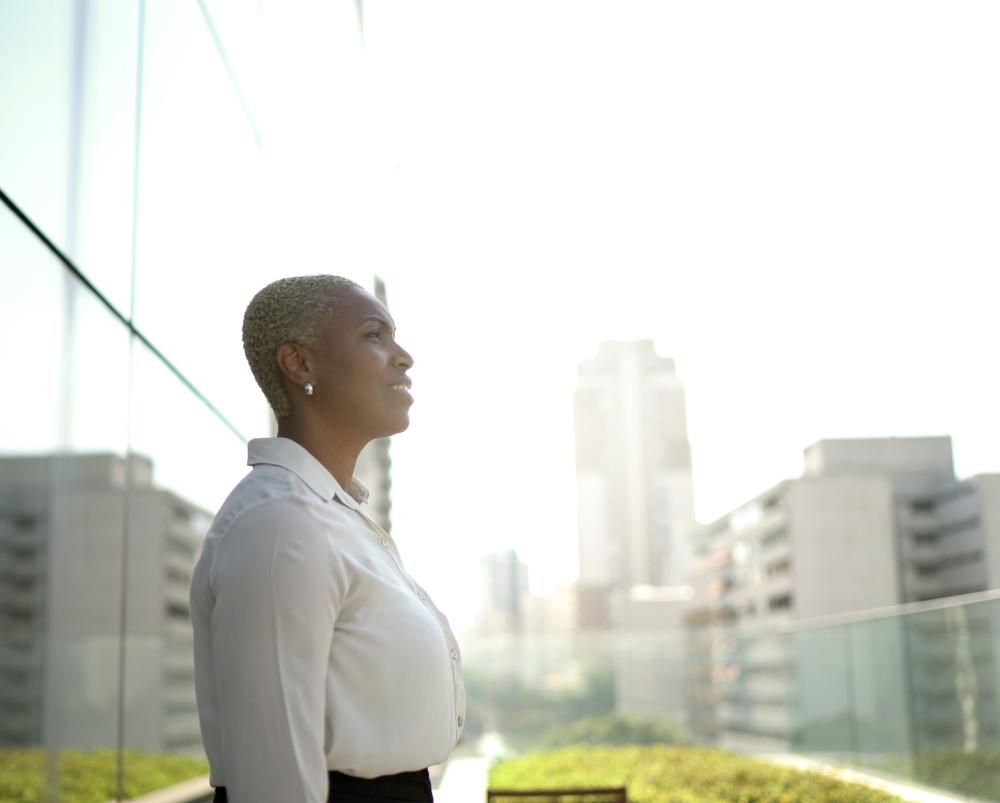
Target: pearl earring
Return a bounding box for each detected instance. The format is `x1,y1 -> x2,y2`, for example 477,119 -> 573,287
304,382 -> 315,396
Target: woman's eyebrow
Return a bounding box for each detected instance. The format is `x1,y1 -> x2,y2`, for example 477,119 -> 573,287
356,315 -> 396,336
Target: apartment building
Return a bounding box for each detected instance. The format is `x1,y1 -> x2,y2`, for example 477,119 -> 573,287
684,437 -> 1000,754
0,453 -> 209,753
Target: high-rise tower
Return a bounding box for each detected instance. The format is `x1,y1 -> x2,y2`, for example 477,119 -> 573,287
574,340 -> 696,588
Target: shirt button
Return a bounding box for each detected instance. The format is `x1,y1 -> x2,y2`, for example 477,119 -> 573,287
417,590 -> 427,600
457,715 -> 464,727
379,538 -> 388,548
450,649 -> 459,660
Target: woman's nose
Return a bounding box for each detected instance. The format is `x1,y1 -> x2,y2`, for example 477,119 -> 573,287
394,344 -> 414,369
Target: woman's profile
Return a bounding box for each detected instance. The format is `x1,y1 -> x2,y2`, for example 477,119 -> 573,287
190,275 -> 465,803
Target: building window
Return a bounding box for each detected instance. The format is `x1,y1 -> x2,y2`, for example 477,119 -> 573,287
165,565 -> 189,584
939,516 -> 980,538
761,528 -> 789,549
768,593 -> 792,611
914,549 -> 984,575
166,535 -> 195,560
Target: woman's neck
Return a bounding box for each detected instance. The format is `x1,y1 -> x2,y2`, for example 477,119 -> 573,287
276,417 -> 363,493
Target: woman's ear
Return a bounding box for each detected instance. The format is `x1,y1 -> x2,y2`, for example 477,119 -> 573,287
275,342 -> 314,388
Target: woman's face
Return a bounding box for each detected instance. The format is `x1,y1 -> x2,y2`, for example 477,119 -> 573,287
310,286 -> 414,440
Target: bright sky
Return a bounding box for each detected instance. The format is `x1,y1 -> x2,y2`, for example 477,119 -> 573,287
2,2 -> 998,635
352,2 -> 1000,630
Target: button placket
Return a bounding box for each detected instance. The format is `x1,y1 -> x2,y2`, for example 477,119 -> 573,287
352,506 -> 462,709
354,510 -> 400,562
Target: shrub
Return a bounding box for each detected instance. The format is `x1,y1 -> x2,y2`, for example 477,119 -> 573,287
488,745 -> 904,803
0,748 -> 209,803
539,714 -> 692,749
463,667 -> 616,749
912,747 -> 1000,800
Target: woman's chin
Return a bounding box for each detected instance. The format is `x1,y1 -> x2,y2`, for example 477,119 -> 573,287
379,412 -> 411,438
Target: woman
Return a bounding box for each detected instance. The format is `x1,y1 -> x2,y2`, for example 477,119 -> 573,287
190,275 -> 465,803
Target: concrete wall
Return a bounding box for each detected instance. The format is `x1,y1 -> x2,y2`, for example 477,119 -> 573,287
789,476 -> 900,620
974,475 -> 1000,589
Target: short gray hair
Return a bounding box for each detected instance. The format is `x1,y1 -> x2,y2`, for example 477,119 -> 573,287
242,275 -> 362,418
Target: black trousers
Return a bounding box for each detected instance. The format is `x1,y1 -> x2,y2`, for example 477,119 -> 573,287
212,768 -> 433,802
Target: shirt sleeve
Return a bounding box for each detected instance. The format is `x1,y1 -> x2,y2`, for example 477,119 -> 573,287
210,499 -> 341,803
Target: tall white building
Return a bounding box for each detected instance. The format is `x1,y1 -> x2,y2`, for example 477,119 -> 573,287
476,550 -> 530,633
574,340 -> 696,589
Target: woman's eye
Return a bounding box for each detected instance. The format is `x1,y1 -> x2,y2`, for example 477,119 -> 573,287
366,330 -> 382,340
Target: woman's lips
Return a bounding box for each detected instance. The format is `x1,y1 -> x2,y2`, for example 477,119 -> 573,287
387,383 -> 413,403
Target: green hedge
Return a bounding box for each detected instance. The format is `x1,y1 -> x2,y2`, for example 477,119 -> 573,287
0,749 -> 209,803
488,745 -> 903,803
538,715 -> 692,749
912,747 -> 1000,800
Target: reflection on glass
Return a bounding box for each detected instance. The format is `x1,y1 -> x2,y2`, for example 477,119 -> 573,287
906,602 -> 1000,799
120,339 -> 244,784
118,449 -> 212,757
0,1 -> 139,314
786,601 -> 1000,801
0,204 -> 130,799
848,616 -> 910,776
128,341 -> 247,515
792,625 -> 856,762
134,0 -> 273,441
0,1 -> 74,252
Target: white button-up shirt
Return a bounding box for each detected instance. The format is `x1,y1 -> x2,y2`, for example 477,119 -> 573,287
190,437 -> 465,803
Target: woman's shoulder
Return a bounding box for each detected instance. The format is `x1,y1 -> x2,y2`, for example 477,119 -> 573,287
209,464 -> 359,545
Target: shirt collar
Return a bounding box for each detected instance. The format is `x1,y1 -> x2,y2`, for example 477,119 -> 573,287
247,437 -> 370,509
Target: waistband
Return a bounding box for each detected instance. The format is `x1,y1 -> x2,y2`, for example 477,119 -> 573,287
212,767 -> 432,802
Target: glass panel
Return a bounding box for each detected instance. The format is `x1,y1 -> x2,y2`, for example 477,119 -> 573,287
907,600 -> 1000,800
847,616 -> 912,778
132,0 -> 274,440
791,601 -> 1000,801
461,632 -> 616,752
132,1 -> 370,442
198,0 -> 267,119
0,1 -> 74,252
71,1 -> 140,316
723,629 -> 792,746
790,626 -> 852,760
119,338 -> 244,787
0,205 -> 130,800
613,631 -> 687,728
128,341 -> 247,516
0,1 -> 139,314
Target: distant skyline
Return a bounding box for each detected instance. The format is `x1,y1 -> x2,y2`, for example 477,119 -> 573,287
3,2 -> 996,638
358,2 -> 1000,631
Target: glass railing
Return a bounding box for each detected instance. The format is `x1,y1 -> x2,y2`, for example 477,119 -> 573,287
787,592 -> 1000,800
459,590 -> 1000,802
